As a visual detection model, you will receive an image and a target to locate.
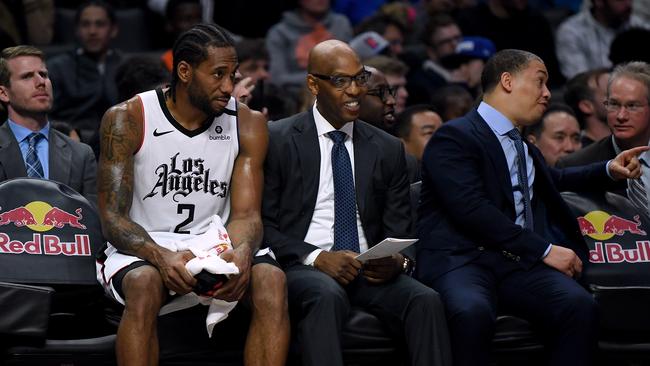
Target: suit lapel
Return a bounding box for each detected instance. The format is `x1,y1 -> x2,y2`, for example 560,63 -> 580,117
469,111 -> 514,204
292,112 -> 320,211
0,123 -> 28,179
352,122 -> 376,221
48,130 -> 71,185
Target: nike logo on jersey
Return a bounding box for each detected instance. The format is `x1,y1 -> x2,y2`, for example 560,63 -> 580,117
153,129 -> 174,137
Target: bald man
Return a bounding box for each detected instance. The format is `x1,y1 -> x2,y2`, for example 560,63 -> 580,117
262,40 -> 451,366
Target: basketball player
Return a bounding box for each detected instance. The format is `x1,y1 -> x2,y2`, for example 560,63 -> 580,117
95,24 -> 289,366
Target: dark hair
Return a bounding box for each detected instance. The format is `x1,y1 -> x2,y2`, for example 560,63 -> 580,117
423,14 -> 457,47
355,14 -> 406,37
524,103 -> 577,138
430,84 -> 473,119
75,1 -> 116,25
170,23 -> 235,102
364,55 -> 408,76
165,0 -> 202,20
563,68 -> 609,128
115,56 -> 170,101
235,38 -> 269,63
609,27 -> 650,66
395,104 -> 438,139
481,49 -> 542,93
0,45 -> 45,88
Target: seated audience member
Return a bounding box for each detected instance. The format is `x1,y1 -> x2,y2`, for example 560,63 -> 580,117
524,104 -> 582,167
563,68 -> 611,147
160,0 -> 203,72
430,84 -> 474,122
266,0 -> 352,96
558,62 -> 650,196
395,104 -> 442,162
441,36 -> 496,98
0,45 -> 97,203
417,49 -> 647,366
51,120 -> 82,142
262,39 -> 452,366
95,24 -> 289,365
349,31 -> 389,61
359,65 -> 420,182
556,0 -> 631,79
47,0 -> 123,145
355,14 -> 406,57
115,55 -> 170,102
233,38 -> 271,110
365,55 -> 409,113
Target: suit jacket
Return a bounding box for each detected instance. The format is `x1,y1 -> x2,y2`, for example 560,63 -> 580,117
556,136 -> 626,195
416,109 -> 617,282
0,122 -> 97,203
262,110 -> 413,268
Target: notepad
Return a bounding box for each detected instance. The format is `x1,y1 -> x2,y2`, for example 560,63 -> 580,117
355,238 -> 418,262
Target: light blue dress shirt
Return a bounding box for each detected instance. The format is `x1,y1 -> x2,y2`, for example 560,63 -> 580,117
7,120 -> 50,179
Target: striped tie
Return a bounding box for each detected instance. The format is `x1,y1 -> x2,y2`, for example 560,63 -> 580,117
628,176 -> 649,215
506,128 -> 534,229
25,132 -> 44,178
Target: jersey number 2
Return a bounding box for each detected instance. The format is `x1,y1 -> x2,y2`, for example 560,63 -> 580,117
174,204 -> 195,234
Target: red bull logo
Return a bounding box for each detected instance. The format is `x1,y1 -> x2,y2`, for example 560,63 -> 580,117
578,210 -> 650,264
0,201 -> 90,257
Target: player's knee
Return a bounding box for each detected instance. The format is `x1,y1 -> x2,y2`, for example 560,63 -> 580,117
122,267 -> 165,313
251,264 -> 287,312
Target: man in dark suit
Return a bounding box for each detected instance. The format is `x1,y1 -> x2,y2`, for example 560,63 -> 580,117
263,40 -> 451,366
0,45 -> 97,203
417,49 -> 646,366
557,62 -> 650,197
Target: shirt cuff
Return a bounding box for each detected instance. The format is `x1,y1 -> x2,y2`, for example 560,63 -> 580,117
303,249 -> 323,266
542,244 -> 552,259
606,159 -> 615,180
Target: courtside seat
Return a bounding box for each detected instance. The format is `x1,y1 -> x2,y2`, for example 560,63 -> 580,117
0,178 -> 116,365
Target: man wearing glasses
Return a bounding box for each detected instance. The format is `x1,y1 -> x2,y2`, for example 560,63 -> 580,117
262,40 -> 451,366
556,61 -> 650,197
359,66 -> 398,133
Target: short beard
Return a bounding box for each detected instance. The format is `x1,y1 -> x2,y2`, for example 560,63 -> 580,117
187,78 -> 218,117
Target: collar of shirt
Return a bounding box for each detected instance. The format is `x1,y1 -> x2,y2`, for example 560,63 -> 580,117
7,119 -> 50,143
477,101 -> 517,136
312,101 -> 355,139
611,135 -> 623,155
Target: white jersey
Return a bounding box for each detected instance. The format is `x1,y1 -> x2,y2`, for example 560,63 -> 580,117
128,88 -> 239,235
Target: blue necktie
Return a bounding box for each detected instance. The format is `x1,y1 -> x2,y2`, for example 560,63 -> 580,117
328,131 -> 360,253
25,132 -> 44,178
506,128 -> 533,230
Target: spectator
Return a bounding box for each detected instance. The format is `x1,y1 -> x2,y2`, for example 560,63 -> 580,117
430,84 -> 474,121
232,38 -> 270,111
609,27 -> 650,67
349,31 -> 389,61
47,0 -> 122,146
262,39 -> 452,366
355,14 -> 406,57
558,62 -> 650,196
0,45 -> 97,203
159,0 -> 203,72
115,55 -> 170,102
395,104 -> 443,162
407,14 -> 461,104
456,0 -> 564,87
556,0 -> 632,79
524,104 -> 582,167
0,0 -> 55,49
51,120 -> 81,142
442,36 -> 496,98
266,0 -> 352,95
365,55 -> 409,113
563,68 -> 611,147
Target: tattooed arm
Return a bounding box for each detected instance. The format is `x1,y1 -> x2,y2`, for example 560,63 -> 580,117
97,98 -> 196,294
212,103 -> 268,302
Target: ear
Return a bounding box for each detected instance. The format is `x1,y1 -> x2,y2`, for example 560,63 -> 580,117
306,74 -> 319,96
177,60 -> 192,83
500,72 -> 513,93
0,86 -> 9,104
578,99 -> 594,115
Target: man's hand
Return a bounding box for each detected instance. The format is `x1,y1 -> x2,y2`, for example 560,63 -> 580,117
609,146 -> 650,180
233,76 -> 255,105
542,245 -> 582,278
155,249 -> 196,295
211,245 -> 252,302
363,254 -> 403,284
314,250 -> 362,285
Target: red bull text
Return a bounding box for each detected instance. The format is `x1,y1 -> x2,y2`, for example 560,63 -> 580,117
578,211 -> 650,264
0,233 -> 91,256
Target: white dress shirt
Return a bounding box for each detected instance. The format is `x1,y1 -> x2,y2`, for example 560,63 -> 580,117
302,103 -> 369,265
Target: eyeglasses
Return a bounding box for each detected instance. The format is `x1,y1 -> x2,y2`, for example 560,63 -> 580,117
604,100 -> 649,113
310,69 -> 371,89
366,85 -> 398,102
433,35 -> 462,48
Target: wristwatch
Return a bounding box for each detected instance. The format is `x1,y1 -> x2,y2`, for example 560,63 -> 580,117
402,256 -> 415,276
